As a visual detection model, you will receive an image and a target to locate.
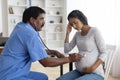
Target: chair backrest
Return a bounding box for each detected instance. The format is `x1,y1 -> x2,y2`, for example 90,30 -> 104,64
104,45 -> 116,80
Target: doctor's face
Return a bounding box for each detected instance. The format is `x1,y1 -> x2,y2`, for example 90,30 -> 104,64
33,13 -> 45,31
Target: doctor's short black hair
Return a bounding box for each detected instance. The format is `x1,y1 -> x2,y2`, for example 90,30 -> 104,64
22,6 -> 45,23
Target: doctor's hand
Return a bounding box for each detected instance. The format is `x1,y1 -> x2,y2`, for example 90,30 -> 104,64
68,53 -> 82,62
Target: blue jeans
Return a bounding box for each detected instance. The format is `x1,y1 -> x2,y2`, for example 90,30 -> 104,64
11,71 -> 48,80
56,69 -> 104,80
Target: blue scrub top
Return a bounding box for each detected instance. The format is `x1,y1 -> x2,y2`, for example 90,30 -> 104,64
0,22 -> 48,80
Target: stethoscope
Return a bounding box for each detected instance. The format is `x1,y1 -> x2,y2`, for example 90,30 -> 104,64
37,32 -> 55,57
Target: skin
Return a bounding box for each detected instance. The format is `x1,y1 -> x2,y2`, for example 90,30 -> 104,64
65,17 -> 103,74
29,13 -> 82,67
29,13 -> 45,31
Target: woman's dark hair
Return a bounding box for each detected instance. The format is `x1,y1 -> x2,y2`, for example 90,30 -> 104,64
22,6 -> 45,23
68,10 -> 88,25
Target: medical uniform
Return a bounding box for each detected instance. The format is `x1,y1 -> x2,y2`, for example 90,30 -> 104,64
0,22 -> 48,80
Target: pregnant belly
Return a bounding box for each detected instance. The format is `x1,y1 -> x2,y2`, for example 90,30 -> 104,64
75,54 -> 98,72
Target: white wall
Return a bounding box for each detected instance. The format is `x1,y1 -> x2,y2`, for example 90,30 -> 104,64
1,0 -> 8,37
0,0 -> 2,33
66,0 -> 117,45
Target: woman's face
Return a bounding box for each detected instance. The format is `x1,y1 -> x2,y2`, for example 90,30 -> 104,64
69,18 -> 83,30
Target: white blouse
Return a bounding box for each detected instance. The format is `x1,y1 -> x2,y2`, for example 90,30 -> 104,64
64,27 -> 107,77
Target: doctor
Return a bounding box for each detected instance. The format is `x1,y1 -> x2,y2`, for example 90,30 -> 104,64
0,6 -> 81,80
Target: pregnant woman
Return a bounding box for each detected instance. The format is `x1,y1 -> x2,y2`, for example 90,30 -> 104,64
57,10 -> 107,80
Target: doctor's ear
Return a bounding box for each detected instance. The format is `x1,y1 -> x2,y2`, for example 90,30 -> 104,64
29,17 -> 35,24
